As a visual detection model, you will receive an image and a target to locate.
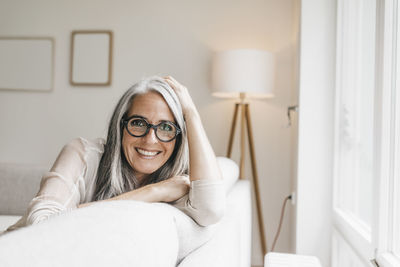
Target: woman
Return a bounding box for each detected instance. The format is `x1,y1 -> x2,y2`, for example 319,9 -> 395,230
4,76 -> 225,233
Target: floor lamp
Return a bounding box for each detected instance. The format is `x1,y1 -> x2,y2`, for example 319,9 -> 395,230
211,49 -> 275,257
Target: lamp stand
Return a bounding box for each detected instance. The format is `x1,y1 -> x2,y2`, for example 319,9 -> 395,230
226,96 -> 268,256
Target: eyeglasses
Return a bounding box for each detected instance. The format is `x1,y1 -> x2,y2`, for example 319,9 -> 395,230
121,116 -> 181,142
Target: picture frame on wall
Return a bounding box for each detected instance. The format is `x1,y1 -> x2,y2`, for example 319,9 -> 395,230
0,37 -> 54,92
70,30 -> 113,86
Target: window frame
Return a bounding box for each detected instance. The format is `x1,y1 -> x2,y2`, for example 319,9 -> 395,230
375,1 -> 400,266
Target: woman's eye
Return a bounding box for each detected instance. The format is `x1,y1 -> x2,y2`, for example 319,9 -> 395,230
131,119 -> 146,127
159,123 -> 173,131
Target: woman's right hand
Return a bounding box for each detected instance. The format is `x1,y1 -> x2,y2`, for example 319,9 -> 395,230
152,175 -> 190,203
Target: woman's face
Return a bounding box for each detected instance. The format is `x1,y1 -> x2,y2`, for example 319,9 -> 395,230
122,91 -> 177,182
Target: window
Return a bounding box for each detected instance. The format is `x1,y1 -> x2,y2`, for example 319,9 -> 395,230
333,0 -> 376,264
333,0 -> 400,267
332,229 -> 366,267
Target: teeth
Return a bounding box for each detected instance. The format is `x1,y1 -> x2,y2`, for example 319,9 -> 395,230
137,148 -> 158,156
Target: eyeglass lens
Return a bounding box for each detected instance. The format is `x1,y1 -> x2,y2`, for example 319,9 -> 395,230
127,118 -> 177,141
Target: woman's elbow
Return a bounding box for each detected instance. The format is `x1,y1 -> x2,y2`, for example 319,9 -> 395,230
25,199 -> 67,226
26,211 -> 50,226
194,204 -> 226,226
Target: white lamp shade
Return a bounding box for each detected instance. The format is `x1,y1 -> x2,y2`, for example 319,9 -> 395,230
211,49 -> 275,98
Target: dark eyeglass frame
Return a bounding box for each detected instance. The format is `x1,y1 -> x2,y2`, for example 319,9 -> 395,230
121,115 -> 181,142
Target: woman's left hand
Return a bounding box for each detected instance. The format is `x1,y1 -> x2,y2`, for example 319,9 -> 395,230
164,76 -> 197,117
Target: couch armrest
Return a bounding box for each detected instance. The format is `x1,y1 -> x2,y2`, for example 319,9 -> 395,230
0,163 -> 47,215
178,180 -> 252,267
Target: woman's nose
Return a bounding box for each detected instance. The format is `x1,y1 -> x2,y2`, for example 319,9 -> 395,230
143,128 -> 158,143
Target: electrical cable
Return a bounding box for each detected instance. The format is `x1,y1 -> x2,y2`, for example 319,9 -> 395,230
270,194 -> 292,252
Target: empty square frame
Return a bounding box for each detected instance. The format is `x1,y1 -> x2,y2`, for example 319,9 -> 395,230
0,37 -> 54,91
70,31 -> 113,86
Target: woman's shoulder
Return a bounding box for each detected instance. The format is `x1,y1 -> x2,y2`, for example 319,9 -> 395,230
59,137 -> 105,188
65,137 -> 105,154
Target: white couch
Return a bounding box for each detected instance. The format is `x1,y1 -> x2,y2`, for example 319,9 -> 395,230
0,157 -> 252,267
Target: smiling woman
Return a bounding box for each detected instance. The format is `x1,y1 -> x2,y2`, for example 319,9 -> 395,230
3,76 -> 225,233
121,92 -> 179,183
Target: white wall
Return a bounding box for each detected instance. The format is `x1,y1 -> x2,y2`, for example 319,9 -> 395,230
290,0 -> 301,254
0,0 -> 298,265
296,0 -> 336,266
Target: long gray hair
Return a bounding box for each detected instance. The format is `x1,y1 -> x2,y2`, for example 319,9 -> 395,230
93,76 -> 189,201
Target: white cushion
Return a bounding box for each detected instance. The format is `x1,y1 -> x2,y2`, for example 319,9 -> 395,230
0,215 -> 21,232
217,157 -> 239,194
178,180 -> 252,267
0,201 -> 179,267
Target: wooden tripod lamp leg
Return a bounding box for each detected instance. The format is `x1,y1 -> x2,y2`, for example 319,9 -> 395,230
227,103 -> 239,158
226,102 -> 268,255
244,104 -> 268,255
239,103 -> 246,179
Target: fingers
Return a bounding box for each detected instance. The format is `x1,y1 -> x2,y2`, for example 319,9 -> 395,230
164,78 -> 175,89
163,76 -> 185,91
163,76 -> 196,115
174,175 -> 190,184
163,75 -> 176,83
163,76 -> 174,85
180,175 -> 190,185
169,175 -> 190,186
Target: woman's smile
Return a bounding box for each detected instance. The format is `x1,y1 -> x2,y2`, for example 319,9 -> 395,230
135,147 -> 161,158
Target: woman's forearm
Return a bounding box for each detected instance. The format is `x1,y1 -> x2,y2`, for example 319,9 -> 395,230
163,76 -> 221,182
185,109 -> 222,182
77,184 -> 163,208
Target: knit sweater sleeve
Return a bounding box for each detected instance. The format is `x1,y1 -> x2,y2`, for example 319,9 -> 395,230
171,178 -> 226,226
5,138 -> 94,231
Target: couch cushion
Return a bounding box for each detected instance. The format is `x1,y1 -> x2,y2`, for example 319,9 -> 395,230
0,200 -> 179,267
0,163 -> 47,215
178,180 -> 252,267
156,203 -> 217,263
216,157 -> 239,194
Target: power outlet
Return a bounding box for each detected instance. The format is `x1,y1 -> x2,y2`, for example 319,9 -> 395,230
290,192 -> 296,205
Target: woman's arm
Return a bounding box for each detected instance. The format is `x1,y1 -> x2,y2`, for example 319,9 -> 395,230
78,175 -> 190,208
164,76 -> 225,226
13,138 -> 90,228
164,76 -> 222,182
78,185 -> 157,208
